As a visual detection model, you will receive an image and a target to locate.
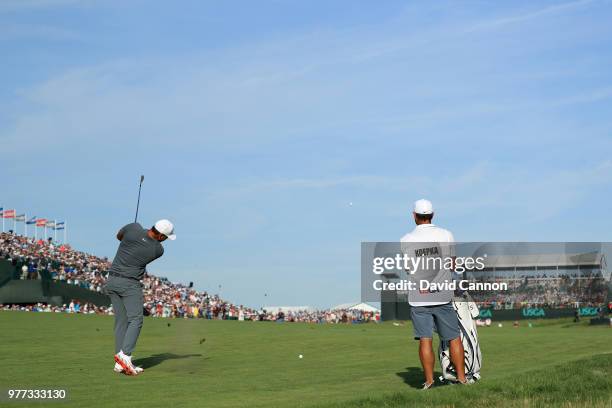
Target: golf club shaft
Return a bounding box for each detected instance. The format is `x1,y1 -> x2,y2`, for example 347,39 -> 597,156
135,175 -> 144,222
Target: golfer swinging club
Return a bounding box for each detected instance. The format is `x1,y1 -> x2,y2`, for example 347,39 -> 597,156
401,199 -> 466,389
105,219 -> 176,375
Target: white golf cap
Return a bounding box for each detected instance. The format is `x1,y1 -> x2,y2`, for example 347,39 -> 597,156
154,219 -> 176,240
414,199 -> 434,215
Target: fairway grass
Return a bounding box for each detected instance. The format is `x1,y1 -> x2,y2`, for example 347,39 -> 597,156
0,312 -> 610,407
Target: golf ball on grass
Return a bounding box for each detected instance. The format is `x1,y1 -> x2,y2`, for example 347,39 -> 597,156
299,354 -> 303,359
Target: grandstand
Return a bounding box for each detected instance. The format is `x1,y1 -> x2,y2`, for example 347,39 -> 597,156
466,251 -> 608,309
0,231 -> 256,319
0,231 -> 381,323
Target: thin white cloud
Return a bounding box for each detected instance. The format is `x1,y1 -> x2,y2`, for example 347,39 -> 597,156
0,22 -> 80,41
551,87 -> 612,107
205,175 -> 410,203
2,0 -> 610,158
0,0 -> 84,13
204,163 -> 495,205
346,0 -> 599,63
464,0 -> 596,33
441,160 -> 612,221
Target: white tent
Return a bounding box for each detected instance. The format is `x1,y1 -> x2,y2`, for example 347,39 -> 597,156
331,302 -> 379,313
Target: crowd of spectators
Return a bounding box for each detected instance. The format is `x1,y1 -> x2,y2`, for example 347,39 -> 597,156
1,301 -> 111,314
253,308 -> 379,323
0,232 -> 108,292
0,301 -> 381,323
0,231 -> 260,320
0,232 -> 381,323
2,231 -> 608,318
469,275 -> 608,309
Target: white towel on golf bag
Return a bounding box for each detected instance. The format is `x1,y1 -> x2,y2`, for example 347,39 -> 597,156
438,293 -> 482,383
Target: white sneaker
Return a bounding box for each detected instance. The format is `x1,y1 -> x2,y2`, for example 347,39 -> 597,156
422,382 -> 434,390
114,362 -> 144,374
114,351 -> 139,376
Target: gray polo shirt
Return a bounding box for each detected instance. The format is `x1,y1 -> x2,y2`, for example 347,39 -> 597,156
109,223 -> 164,280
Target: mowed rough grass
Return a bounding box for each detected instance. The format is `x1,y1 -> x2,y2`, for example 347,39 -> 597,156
0,312 -> 610,408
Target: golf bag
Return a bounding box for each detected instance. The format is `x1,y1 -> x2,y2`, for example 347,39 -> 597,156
438,293 -> 482,383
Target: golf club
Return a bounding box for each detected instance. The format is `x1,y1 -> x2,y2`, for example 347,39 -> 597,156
134,175 -> 144,222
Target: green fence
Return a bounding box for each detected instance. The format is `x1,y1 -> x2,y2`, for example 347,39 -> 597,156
0,260 -> 110,307
0,280 -> 110,306
381,293 -> 604,321
383,304 -> 586,321
0,279 -> 111,307
0,259 -> 15,287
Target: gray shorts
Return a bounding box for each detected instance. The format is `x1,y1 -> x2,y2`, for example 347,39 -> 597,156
410,302 -> 460,341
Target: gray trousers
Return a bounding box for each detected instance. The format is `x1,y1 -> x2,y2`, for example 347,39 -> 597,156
105,276 -> 144,355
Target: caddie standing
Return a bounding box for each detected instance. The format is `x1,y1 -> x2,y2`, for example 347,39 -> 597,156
104,219 -> 175,376
401,199 -> 466,389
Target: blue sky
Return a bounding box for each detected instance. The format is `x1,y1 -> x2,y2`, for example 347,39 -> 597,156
1,0 -> 611,308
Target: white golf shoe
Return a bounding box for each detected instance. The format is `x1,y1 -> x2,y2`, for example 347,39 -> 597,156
114,362 -> 144,374
114,351 -> 142,376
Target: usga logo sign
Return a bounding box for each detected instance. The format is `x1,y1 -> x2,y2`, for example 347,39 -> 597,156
479,309 -> 492,318
579,307 -> 598,316
522,308 -> 546,317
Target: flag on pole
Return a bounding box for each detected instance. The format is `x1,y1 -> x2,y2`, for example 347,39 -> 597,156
15,214 -> 26,222
26,216 -> 37,225
46,220 -> 56,228
54,221 -> 65,230
3,209 -> 15,218
36,219 -> 47,227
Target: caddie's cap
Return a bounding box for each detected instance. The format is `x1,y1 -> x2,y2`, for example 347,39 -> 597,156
414,199 -> 434,215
